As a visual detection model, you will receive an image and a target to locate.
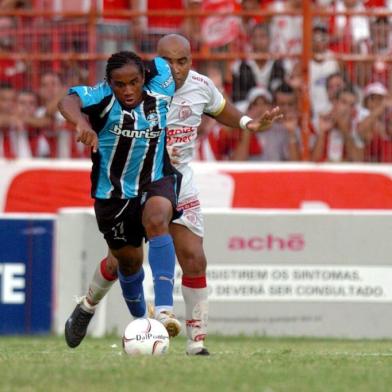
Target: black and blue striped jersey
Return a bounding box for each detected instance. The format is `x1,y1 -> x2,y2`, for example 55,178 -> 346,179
69,57 -> 175,199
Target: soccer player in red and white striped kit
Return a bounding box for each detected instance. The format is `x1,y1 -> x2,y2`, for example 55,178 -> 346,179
66,34 -> 282,355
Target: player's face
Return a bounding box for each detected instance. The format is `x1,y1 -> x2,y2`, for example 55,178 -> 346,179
158,45 -> 192,89
109,64 -> 145,108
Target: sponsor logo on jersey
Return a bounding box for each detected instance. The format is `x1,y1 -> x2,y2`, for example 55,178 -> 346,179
109,124 -> 161,139
146,112 -> 159,127
191,75 -> 209,87
166,127 -> 197,145
179,105 -> 192,121
161,75 -> 174,89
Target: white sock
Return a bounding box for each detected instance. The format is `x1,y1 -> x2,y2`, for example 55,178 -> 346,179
86,258 -> 117,306
80,297 -> 96,314
181,275 -> 208,351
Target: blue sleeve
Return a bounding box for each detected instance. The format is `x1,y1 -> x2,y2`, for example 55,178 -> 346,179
145,57 -> 175,98
68,82 -> 112,109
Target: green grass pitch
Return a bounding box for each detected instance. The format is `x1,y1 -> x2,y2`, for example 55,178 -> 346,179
1,335 -> 392,392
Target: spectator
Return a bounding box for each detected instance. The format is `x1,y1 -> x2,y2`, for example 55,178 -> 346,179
231,23 -> 286,103
238,0 -> 269,38
324,72 -> 348,112
9,90 -> 40,158
0,83 -> 16,158
0,83 -> 26,158
97,1 -> 138,67
329,0 -> 371,53
269,0 -> 303,71
181,0 -> 204,50
356,82 -> 392,162
232,83 -> 301,161
0,16 -> 26,89
329,0 -> 371,87
310,23 -> 341,116
35,72 -> 83,158
134,0 -> 186,52
234,0 -> 272,51
0,0 -> 30,8
311,85 -> 364,162
285,60 -> 303,110
368,16 -> 392,89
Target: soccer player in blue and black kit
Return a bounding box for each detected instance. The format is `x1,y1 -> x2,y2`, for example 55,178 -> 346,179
58,51 -> 182,348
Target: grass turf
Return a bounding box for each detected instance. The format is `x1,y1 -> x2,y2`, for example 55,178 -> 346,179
1,335 -> 392,392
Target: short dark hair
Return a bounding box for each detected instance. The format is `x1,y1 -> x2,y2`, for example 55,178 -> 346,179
251,22 -> 270,37
0,82 -> 13,90
274,82 -> 295,96
326,72 -> 347,89
106,51 -> 144,82
334,84 -> 357,100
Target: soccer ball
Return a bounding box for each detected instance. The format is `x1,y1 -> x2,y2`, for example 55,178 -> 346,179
122,318 -> 170,356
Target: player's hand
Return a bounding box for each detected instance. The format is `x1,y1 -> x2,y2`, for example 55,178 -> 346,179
246,106 -> 283,132
76,119 -> 98,153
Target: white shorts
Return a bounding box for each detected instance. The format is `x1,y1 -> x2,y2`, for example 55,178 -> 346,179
173,164 -> 204,238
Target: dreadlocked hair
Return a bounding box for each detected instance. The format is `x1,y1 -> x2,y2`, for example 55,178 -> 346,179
105,51 -> 145,82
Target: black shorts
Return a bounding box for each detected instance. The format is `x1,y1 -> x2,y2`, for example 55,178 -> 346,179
94,175 -> 182,249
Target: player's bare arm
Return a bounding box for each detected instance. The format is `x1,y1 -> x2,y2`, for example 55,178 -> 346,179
213,99 -> 283,132
58,94 -> 98,152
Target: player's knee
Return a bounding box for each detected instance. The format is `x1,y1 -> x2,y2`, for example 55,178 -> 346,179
112,249 -> 143,276
117,258 -> 143,276
144,213 -> 170,237
106,253 -> 119,275
179,251 -> 207,276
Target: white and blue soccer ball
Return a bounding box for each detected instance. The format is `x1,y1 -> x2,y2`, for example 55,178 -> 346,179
122,318 -> 170,356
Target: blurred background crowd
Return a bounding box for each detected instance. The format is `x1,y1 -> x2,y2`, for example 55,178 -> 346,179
1,0 -> 392,162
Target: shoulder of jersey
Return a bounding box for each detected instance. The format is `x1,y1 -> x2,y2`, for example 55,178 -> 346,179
91,80 -> 112,94
188,70 -> 212,88
154,57 -> 171,74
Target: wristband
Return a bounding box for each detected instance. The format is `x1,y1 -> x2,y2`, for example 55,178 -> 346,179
239,115 -> 253,131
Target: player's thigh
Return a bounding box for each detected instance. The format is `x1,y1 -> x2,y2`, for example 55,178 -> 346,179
142,175 -> 182,234
170,222 -> 207,276
142,196 -> 173,228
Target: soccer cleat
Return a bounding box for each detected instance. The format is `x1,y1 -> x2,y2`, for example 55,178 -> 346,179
64,298 -> 95,348
156,311 -> 182,338
194,348 -> 210,356
147,303 -> 181,338
187,348 -> 210,356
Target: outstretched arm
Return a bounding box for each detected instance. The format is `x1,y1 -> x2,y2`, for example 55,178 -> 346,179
213,100 -> 283,132
58,94 -> 99,152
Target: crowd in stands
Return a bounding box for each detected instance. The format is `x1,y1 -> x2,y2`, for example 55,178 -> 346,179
1,0 -> 392,162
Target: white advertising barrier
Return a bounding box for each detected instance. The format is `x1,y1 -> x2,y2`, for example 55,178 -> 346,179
3,159 -> 392,212
54,208 -> 392,338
